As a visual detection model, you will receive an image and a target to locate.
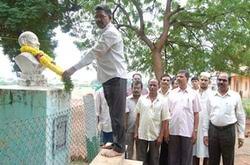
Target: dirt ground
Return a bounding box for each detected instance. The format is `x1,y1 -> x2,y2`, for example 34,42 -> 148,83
235,118 -> 250,165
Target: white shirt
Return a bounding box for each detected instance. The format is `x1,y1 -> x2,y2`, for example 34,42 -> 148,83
126,95 -> 138,133
73,23 -> 127,83
199,88 -> 212,129
203,90 -> 246,138
168,87 -> 202,137
95,88 -> 112,132
158,88 -> 170,98
193,88 -> 211,157
135,95 -> 170,141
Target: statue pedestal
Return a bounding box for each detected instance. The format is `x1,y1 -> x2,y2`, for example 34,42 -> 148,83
17,73 -> 47,86
0,85 -> 70,165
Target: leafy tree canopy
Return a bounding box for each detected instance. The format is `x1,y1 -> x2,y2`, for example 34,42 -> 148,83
0,0 -> 80,71
68,0 -> 250,77
1,0 -> 249,77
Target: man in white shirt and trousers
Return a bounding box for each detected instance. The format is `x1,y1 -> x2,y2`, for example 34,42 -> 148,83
192,72 -> 211,165
167,70 -> 201,165
63,4 -> 127,157
203,72 -> 246,165
95,87 -> 113,145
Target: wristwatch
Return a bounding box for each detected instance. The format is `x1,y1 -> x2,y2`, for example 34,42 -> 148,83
194,128 -> 198,132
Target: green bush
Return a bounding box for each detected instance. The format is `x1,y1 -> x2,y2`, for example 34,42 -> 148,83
243,99 -> 250,118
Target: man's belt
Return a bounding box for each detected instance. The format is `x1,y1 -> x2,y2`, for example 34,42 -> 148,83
210,122 -> 236,130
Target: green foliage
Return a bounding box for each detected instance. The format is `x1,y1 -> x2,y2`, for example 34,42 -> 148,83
67,0 -> 250,76
10,0 -> 245,77
163,0 -> 250,75
62,76 -> 74,92
243,99 -> 250,118
202,1 -> 250,74
126,38 -> 153,74
0,0 -> 80,71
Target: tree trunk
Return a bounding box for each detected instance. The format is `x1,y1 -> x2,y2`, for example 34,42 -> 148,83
151,48 -> 164,81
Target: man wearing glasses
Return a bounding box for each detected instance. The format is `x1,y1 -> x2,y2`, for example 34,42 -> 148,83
203,72 -> 246,165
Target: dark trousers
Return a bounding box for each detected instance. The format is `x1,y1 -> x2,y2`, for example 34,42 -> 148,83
103,77 -> 127,153
126,132 -> 135,159
168,135 -> 193,165
136,139 -> 160,165
208,122 -> 235,165
159,141 -> 168,165
102,131 -> 113,145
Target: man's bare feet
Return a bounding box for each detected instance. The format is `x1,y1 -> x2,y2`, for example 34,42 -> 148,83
101,149 -> 123,157
101,142 -> 113,150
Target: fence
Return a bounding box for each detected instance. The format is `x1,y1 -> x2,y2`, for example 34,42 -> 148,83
0,92 -> 99,165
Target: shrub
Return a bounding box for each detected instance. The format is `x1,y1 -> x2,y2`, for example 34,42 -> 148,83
243,99 -> 250,118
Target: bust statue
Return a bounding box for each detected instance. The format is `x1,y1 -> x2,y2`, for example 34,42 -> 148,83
15,31 -> 47,86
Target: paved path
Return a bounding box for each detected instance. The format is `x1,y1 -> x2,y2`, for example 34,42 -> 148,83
235,136 -> 250,165
235,119 -> 250,165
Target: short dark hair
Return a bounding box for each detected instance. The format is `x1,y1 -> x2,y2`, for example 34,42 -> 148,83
171,76 -> 176,85
178,70 -> 190,80
147,78 -> 159,85
160,74 -> 171,80
191,76 -> 199,81
132,73 -> 142,79
217,72 -> 231,84
95,4 -> 112,17
131,80 -> 143,89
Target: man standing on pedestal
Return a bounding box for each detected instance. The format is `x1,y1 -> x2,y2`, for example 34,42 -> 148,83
63,4 -> 127,157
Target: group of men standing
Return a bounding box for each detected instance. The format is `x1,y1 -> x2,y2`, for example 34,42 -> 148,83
130,70 -> 200,165
61,3 -> 246,164
122,71 -> 246,165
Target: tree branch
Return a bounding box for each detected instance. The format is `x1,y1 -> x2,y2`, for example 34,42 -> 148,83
168,39 -> 203,51
131,0 -> 145,33
112,2 -> 153,48
156,0 -> 171,50
168,6 -> 185,19
127,0 -> 154,49
157,0 -> 184,50
114,2 -> 133,27
117,24 -> 154,49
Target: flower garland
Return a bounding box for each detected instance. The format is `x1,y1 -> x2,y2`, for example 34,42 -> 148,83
20,45 -> 73,92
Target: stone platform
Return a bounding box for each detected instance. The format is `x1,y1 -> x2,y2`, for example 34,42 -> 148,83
90,149 -> 142,165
